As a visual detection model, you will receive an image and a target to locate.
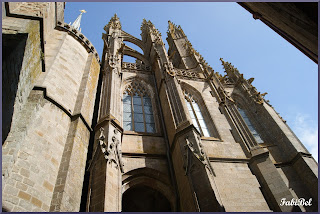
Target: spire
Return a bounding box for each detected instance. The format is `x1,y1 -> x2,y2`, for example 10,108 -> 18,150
167,20 -> 185,39
71,9 -> 86,32
219,58 -> 266,104
140,19 -> 162,44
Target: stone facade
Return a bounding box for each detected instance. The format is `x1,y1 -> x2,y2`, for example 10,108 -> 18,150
2,2 -> 318,212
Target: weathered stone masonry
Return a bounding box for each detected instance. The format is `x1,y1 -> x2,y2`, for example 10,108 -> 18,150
2,2 -> 100,212
2,2 -> 318,212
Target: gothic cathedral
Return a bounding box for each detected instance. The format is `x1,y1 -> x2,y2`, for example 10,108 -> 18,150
2,2 -> 318,212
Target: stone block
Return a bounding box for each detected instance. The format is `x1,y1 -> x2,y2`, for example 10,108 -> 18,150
12,205 -> 27,212
31,197 -> 42,208
18,198 -> 33,210
4,184 -> 19,196
18,190 -> 31,201
22,177 -> 35,187
20,168 -> 30,178
43,180 -> 54,192
16,182 -> 28,191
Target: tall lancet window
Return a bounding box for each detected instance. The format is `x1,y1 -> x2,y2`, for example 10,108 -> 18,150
184,92 -> 210,137
237,107 -> 264,144
123,82 -> 155,133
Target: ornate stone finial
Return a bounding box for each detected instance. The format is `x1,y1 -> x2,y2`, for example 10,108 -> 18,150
104,13 -> 122,31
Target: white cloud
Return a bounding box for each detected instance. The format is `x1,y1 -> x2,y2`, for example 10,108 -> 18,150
292,113 -> 318,162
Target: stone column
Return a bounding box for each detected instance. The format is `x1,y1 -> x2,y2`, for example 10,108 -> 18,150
86,14 -> 124,212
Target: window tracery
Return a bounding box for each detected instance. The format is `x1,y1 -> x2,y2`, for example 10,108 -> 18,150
123,82 -> 155,133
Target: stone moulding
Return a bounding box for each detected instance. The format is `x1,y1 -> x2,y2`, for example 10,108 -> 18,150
33,86 -> 92,132
94,114 -> 123,134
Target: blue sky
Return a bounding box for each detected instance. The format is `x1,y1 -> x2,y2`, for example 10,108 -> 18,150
64,2 -> 318,160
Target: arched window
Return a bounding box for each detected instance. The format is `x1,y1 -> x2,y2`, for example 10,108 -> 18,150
184,92 -> 210,137
123,82 -> 155,133
237,107 -> 263,144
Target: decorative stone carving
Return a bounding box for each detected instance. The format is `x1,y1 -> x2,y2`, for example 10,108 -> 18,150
121,62 -> 151,71
124,81 -> 149,97
112,67 -> 121,76
97,127 -> 124,172
220,58 -> 266,105
218,74 -> 235,84
104,13 -> 122,31
220,58 -> 239,75
261,92 -> 268,97
175,69 -> 200,79
108,54 -> 120,68
217,87 -> 235,104
183,136 -> 214,176
163,61 -> 175,77
247,77 -> 254,84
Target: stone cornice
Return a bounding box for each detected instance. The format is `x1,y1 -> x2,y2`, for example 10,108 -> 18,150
274,152 -> 313,167
56,21 -> 100,64
95,114 -> 123,134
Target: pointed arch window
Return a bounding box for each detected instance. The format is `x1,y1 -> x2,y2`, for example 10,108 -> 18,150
123,82 -> 155,133
184,92 -> 210,137
237,107 -> 264,144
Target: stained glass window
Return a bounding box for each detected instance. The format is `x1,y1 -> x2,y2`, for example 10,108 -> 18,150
123,83 -> 155,133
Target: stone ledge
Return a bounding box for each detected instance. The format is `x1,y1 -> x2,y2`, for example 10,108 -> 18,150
122,152 -> 167,159
208,157 -> 250,163
33,86 -> 92,132
274,152 -> 312,167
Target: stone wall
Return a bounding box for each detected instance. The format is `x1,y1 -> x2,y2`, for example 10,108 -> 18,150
175,78 -> 270,212
211,161 -> 270,211
2,17 -> 42,143
2,2 -> 100,212
39,34 -> 89,114
2,91 -> 71,212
